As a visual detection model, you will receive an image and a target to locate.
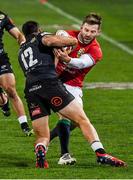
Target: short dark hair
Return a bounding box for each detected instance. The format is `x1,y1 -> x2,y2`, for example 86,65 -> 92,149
22,21 -> 39,37
82,12 -> 102,29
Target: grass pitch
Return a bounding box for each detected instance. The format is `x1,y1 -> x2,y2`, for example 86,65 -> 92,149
0,0 -> 133,179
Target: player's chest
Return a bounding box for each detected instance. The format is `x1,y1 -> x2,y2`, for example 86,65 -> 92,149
70,44 -> 90,58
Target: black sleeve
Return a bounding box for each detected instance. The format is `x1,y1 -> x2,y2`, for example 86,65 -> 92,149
37,33 -> 44,46
4,14 -> 16,31
37,32 -> 54,46
37,33 -> 54,52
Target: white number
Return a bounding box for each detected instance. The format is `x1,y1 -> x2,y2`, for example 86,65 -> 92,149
21,47 -> 38,70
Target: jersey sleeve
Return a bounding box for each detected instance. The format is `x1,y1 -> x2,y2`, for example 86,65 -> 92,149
67,30 -> 78,38
4,15 -> 15,31
88,45 -> 103,63
37,32 -> 53,46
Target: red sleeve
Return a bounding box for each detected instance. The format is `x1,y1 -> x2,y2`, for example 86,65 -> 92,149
67,30 -> 78,38
66,30 -> 73,36
88,45 -> 103,63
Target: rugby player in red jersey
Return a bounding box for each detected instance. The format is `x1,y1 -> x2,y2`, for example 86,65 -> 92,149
51,13 -> 126,167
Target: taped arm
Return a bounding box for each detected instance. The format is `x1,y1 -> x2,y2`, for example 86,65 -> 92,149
67,54 -> 95,69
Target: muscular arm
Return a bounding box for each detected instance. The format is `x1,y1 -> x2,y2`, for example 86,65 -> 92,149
54,49 -> 95,69
9,27 -> 26,45
42,34 -> 77,47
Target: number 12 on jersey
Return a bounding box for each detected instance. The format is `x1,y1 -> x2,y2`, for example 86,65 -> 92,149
21,47 -> 38,70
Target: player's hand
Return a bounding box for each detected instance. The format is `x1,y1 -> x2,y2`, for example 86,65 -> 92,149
53,48 -> 71,63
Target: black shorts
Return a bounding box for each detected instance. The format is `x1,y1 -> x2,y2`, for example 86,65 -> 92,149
24,78 -> 75,120
0,53 -> 13,75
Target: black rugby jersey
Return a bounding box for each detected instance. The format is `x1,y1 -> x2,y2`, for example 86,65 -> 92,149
18,32 -> 57,83
0,11 -> 15,55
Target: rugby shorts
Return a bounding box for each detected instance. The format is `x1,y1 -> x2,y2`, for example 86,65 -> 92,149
64,83 -> 83,107
0,53 -> 13,75
24,79 -> 75,120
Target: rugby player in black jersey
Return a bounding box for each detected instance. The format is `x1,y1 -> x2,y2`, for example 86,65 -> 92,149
0,11 -> 33,136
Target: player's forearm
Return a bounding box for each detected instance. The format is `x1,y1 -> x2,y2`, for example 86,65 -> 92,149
17,33 -> 26,45
67,54 -> 95,69
57,36 -> 77,47
9,27 -> 25,45
44,35 -> 77,47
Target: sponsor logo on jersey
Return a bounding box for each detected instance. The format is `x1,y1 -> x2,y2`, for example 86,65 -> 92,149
0,14 -> 5,19
51,96 -> 63,106
77,48 -> 85,57
29,85 -> 42,92
0,64 -> 9,72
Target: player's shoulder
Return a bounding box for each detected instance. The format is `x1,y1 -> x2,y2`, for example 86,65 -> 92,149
87,39 -> 102,59
37,32 -> 51,41
67,30 -> 79,37
40,31 -> 52,37
0,11 -> 7,20
92,43 -> 102,55
89,38 -> 101,49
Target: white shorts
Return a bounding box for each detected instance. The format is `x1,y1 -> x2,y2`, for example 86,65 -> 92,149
64,83 -> 83,107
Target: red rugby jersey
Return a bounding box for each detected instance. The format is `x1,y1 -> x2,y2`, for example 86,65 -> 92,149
56,30 -> 102,87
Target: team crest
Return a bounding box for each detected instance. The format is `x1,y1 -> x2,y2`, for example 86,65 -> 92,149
0,14 -> 5,19
77,48 -> 85,57
51,96 -> 63,107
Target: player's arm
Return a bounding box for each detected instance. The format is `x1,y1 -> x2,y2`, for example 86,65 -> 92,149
41,34 -> 77,48
67,54 -> 95,69
9,27 -> 26,45
4,15 -> 26,45
54,49 -> 95,69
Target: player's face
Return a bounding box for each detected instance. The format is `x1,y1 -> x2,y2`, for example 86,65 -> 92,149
79,23 -> 100,44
